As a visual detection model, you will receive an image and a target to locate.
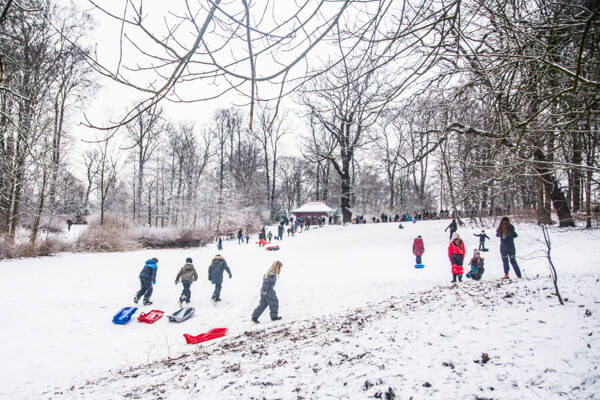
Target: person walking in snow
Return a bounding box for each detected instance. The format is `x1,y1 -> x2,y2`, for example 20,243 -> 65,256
277,223 -> 284,241
448,232 -> 465,283
466,250 -> 485,280
445,219 -> 457,241
496,217 -> 522,279
208,254 -> 232,303
412,235 -> 425,264
251,260 -> 283,323
134,257 -> 158,306
473,230 -> 490,251
175,257 -> 198,306
216,236 -> 223,251
237,229 -> 243,244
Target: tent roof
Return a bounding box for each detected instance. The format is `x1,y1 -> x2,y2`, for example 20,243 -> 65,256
291,201 -> 334,214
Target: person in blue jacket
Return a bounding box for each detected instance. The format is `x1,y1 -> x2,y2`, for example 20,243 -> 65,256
251,260 -> 283,323
134,257 -> 158,306
445,219 -> 457,240
473,230 -> 490,250
208,254 -> 232,303
496,217 -> 522,279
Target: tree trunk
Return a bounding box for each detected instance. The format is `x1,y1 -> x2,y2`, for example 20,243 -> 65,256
30,169 -> 48,244
533,149 -> 574,227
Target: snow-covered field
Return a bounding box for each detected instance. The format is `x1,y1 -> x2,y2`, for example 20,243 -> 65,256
1,219 -> 599,399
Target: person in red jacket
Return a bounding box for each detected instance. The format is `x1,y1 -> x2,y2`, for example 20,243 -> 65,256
448,232 -> 466,283
412,235 -> 425,264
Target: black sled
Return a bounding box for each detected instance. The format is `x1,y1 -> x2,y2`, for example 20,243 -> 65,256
168,306 -> 195,323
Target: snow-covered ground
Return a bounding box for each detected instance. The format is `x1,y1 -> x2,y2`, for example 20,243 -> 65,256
0,219 -> 599,399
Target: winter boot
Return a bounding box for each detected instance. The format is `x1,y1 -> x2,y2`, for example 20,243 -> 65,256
143,299 -> 153,306
271,316 -> 282,321
451,274 -> 457,283
502,273 -> 509,279
458,274 -> 463,282
252,318 -> 260,324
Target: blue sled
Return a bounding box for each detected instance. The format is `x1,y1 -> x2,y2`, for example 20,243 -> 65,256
113,306 -> 138,324
414,264 -> 425,269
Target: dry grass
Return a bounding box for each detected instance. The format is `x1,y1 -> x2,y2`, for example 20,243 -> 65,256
74,218 -> 140,253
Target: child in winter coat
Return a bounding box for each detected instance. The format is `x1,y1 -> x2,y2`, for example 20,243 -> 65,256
412,235 -> 425,264
208,254 -> 232,303
175,257 -> 198,306
445,219 -> 458,241
251,261 -> 283,323
473,230 -> 490,251
134,257 -> 158,306
448,232 -> 465,283
466,251 -> 485,280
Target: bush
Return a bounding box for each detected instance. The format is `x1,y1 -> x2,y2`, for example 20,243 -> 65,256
74,218 -> 139,252
136,228 -> 209,248
0,236 -> 71,259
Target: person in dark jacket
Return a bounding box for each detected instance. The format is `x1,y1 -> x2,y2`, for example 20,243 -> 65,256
445,219 -> 457,240
251,261 -> 283,323
496,217 -> 522,279
277,224 -> 284,241
473,230 -> 490,251
175,257 -> 199,306
237,229 -> 243,244
466,251 -> 485,280
412,235 -> 425,264
134,257 -> 158,306
448,232 -> 465,283
208,254 -> 232,303
216,237 -> 223,251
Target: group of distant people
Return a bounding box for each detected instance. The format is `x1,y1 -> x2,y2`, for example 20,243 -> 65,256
412,216 -> 522,283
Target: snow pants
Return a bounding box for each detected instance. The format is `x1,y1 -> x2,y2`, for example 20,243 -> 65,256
501,245 -> 521,278
416,255 -> 422,264
136,277 -> 153,301
211,283 -> 222,301
251,290 -> 279,321
478,240 -> 486,250
450,253 -> 464,275
180,281 -> 192,302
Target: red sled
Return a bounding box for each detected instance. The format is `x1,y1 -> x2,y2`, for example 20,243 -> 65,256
137,309 -> 164,324
183,328 -> 228,344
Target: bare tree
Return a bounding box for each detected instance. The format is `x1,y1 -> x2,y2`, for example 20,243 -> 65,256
250,103 -> 289,209
125,103 -> 164,222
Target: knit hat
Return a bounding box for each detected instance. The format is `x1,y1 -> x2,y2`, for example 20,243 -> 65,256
186,257 -> 193,263
452,232 -> 460,240
474,250 -> 480,255
151,257 -> 158,262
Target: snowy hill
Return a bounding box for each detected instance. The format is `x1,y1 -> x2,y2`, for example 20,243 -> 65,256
0,220 -> 599,399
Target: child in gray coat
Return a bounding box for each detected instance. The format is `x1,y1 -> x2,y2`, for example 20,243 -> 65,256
251,261 -> 283,323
